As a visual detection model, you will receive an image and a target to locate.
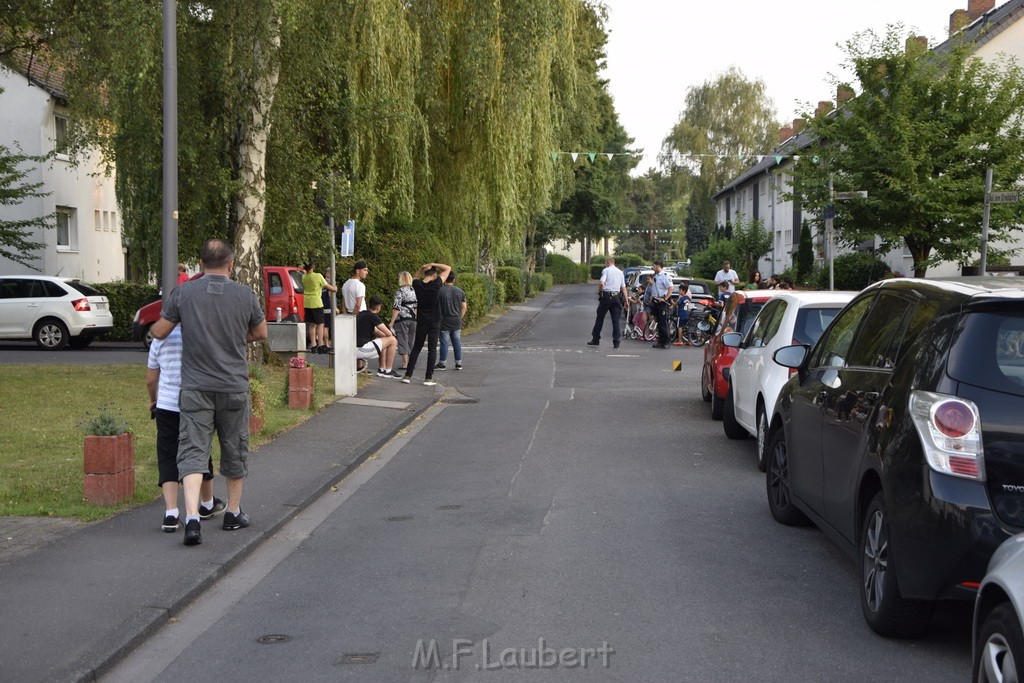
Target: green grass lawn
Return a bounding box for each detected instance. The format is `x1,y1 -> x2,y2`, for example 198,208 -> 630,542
0,364 -> 343,521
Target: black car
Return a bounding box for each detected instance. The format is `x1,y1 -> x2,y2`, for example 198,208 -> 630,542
765,277 -> 1024,637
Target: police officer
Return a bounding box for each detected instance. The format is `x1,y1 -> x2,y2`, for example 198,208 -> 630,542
648,261 -> 675,349
587,257 -> 627,348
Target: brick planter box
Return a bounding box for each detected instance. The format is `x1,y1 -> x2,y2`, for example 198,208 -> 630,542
288,366 -> 314,409
83,432 -> 135,506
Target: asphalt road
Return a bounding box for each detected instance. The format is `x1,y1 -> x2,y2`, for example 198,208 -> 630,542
100,284 -> 972,681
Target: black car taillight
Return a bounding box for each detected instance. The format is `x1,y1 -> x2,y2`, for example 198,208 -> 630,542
909,390 -> 985,481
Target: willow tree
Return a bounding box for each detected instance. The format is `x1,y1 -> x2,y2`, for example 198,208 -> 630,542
661,67 -> 779,234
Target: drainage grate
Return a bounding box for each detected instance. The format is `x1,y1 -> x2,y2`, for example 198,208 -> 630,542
256,634 -> 291,645
386,515 -> 413,522
339,652 -> 380,665
436,504 -> 462,510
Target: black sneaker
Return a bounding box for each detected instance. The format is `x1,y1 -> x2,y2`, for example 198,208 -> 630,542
198,497 -> 226,520
586,340 -> 599,346
377,369 -> 390,377
162,514 -> 181,533
455,363 -> 463,370
387,370 -> 402,378
321,346 -> 334,355
222,510 -> 250,530
652,343 -> 668,349
183,519 -> 202,546
434,363 -> 446,370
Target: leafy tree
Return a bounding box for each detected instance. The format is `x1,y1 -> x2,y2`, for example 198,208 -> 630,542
661,67 -> 778,260
732,218 -> 773,281
795,26 -> 1024,276
0,143 -> 50,268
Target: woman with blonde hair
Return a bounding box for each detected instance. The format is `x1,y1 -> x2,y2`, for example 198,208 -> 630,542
388,270 -> 417,370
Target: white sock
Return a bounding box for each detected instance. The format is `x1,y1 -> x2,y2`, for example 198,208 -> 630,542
226,508 -> 240,516
201,498 -> 214,510
166,507 -> 178,518
185,514 -> 200,524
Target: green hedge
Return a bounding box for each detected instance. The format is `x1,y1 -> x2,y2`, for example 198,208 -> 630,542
92,281 -> 160,341
577,263 -> 590,282
545,254 -> 582,284
493,279 -> 506,307
689,240 -> 741,281
813,252 -> 890,291
614,253 -> 645,268
530,273 -> 552,293
457,272 -> 494,327
495,266 -> 525,303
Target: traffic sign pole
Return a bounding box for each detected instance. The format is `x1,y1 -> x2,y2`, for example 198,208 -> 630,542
980,168 -> 992,276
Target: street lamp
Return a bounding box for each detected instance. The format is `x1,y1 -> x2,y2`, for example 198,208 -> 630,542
161,0 -> 178,300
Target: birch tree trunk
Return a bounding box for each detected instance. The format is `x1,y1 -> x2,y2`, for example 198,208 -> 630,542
231,7 -> 281,301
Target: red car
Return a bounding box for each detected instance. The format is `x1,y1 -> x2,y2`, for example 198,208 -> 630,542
132,266 -> 307,348
701,289 -> 782,419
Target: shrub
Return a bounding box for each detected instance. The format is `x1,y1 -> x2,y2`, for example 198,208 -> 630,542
589,253 -> 609,264
688,240 -> 741,282
495,266 -> 525,303
814,252 -> 890,291
493,279 -> 506,307
614,253 -> 645,268
576,263 -> 590,282
589,263 -> 605,280
91,281 -> 160,341
531,273 -> 552,292
546,254 -> 582,284
458,273 -> 494,327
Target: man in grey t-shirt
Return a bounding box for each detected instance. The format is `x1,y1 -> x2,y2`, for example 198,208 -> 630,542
435,272 -> 467,371
152,239 -> 267,546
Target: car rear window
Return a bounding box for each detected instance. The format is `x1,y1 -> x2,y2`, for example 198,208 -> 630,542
948,311 -> 1024,397
289,270 -> 305,294
793,307 -> 842,346
736,301 -> 766,337
64,280 -> 102,297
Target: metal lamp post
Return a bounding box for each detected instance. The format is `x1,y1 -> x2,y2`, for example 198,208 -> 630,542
161,0 -> 178,300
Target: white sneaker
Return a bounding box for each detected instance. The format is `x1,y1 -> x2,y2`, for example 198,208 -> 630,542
401,377 -> 411,384
423,379 -> 437,386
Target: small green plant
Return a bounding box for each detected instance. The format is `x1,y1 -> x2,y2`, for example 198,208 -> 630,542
80,404 -> 130,436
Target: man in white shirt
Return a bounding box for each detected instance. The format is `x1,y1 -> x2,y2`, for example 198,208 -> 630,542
587,257 -> 628,348
714,260 -> 739,294
341,260 -> 368,314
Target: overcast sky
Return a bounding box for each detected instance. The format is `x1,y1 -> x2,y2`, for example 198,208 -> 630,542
601,0 -> 960,174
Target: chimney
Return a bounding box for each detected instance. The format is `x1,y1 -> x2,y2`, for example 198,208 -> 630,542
792,118 -> 806,135
837,85 -> 854,106
905,35 -> 927,57
968,0 -> 995,19
950,8 -> 970,33
816,101 -> 834,116
779,125 -> 794,143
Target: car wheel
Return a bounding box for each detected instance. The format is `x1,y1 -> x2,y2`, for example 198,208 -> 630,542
710,385 -> 724,420
765,429 -> 810,526
68,336 -> 94,349
756,408 -> 769,472
143,324 -> 155,350
33,318 -> 69,350
700,367 -> 712,403
860,491 -> 934,637
722,386 -> 747,439
975,603 -> 1024,683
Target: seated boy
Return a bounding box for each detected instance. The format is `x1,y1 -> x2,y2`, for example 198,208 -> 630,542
356,295 -> 399,378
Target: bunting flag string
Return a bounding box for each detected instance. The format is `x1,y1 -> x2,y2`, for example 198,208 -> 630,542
550,151 -> 808,164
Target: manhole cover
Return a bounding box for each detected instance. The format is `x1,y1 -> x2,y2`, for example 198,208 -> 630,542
340,652 -> 380,665
256,634 -> 290,645
436,504 -> 462,510
387,515 -> 413,522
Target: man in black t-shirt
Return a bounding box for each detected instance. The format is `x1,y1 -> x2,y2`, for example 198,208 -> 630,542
402,262 -> 451,386
355,296 -> 399,378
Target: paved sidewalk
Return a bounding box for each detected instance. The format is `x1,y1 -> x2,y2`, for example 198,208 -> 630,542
0,287 -> 564,682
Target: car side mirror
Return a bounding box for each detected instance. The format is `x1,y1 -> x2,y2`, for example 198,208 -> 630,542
722,332 -> 742,348
773,344 -> 808,369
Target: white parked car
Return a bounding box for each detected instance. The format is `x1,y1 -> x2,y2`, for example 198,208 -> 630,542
720,290 -> 857,470
0,275 -> 114,349
974,533 -> 1024,682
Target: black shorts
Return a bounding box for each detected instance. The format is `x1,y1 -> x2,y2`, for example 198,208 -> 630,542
155,408 -> 212,486
304,307 -> 325,324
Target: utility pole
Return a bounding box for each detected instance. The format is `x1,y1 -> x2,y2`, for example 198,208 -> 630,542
980,168 -> 992,276
161,0 -> 177,300
826,179 -> 869,291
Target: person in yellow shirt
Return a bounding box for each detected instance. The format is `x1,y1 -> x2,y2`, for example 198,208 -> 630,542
302,261 -> 337,353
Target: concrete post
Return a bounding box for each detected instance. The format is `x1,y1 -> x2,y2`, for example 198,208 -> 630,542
335,314 -> 357,396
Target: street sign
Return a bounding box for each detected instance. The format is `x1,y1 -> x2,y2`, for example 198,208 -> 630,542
988,191 -> 1021,204
340,220 -> 355,257
834,191 -> 868,200
823,205 -> 836,219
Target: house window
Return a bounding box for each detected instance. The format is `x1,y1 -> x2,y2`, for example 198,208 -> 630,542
95,210 -> 102,231
56,207 -> 77,251
110,211 -> 118,232
760,180 -> 766,195
54,115 -> 69,159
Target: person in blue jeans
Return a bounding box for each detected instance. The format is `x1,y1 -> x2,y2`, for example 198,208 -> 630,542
435,272 -> 467,370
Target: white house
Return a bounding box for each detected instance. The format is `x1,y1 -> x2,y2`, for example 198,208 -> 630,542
0,57 -> 125,282
712,0 -> 1024,279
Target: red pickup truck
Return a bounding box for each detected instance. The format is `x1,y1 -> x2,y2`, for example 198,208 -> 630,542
132,266 -> 308,348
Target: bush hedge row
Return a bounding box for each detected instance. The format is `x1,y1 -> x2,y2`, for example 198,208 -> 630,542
495,266 -> 525,303
92,281 -> 160,342
813,252 -> 891,291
